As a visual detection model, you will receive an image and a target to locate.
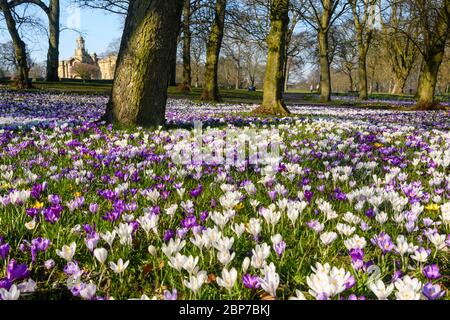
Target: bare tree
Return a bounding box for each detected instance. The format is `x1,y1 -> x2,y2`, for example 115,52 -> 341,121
348,0 -> 377,100
0,0 -> 31,88
299,0 -> 349,102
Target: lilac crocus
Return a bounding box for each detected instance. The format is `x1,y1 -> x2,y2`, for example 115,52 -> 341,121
44,259 -> 55,270
242,274 -> 260,289
423,264 -> 441,280
89,203 -> 99,214
422,283 -> 446,300
344,276 -> 356,289
273,241 -> 286,257
163,288 -> 178,300
64,261 -> 80,276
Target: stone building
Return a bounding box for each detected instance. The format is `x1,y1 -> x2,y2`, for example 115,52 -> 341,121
58,36 -> 117,80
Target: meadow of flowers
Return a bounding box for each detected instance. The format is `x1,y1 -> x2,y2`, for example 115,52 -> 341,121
0,91 -> 449,300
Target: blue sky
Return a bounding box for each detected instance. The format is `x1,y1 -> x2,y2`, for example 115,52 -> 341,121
0,0 -> 124,63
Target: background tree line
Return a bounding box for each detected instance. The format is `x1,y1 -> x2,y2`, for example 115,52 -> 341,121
0,0 -> 449,124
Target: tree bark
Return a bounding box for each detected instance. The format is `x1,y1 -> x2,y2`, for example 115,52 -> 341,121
168,51 -> 177,87
390,77 -> 406,95
201,0 -> 227,102
0,0 -> 30,89
318,30 -> 331,102
416,51 -> 444,110
348,72 -> 353,92
46,0 -> 60,82
357,43 -> 368,100
254,0 -> 290,116
103,0 -> 183,127
181,0 -> 191,92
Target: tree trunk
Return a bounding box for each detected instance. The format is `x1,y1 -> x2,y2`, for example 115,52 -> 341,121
284,57 -> 290,93
103,0 -> 183,127
181,0 -> 191,92
391,76 -> 406,95
415,51 -> 444,110
46,0 -> 60,82
0,0 -> 31,89
318,30 -> 331,102
254,0 -> 290,116
201,0 -> 227,102
348,72 -> 353,92
168,50 -> 177,87
357,44 -> 368,100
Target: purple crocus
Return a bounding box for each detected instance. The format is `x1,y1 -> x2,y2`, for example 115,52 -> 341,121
7,260 -> 30,281
30,237 -> 50,263
422,283 -> 446,300
181,215 -> 197,229
391,270 -> 403,283
42,204 -> 63,224
0,243 -> 10,260
304,190 -> 314,203
190,185 -> 203,198
0,278 -> 12,290
163,229 -> 175,242
242,274 -> 260,289
423,264 -> 441,280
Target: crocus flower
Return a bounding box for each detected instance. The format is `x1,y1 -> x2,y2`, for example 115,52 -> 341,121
422,283 -> 445,300
0,243 -> 10,260
242,274 -> 260,289
7,260 -> 30,281
163,288 -> 178,300
423,264 -> 441,280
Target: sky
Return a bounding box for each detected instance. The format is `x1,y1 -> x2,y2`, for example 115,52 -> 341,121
0,0 -> 124,63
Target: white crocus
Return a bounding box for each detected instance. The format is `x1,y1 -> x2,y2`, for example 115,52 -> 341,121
168,253 -> 188,272
289,290 -> 307,300
183,270 -> 208,293
251,243 -> 271,269
369,279 -> 394,300
109,258 -> 130,274
182,255 -> 200,275
440,202 -> 450,225
56,242 -> 76,261
259,263 -> 280,298
148,245 -> 157,256
344,235 -> 367,250
0,284 -> 20,300
93,247 -> 108,264
162,238 -> 186,257
80,282 -> 97,300
116,223 -> 133,246
394,276 -> 422,300
242,257 -> 250,273
216,267 -> 238,291
100,230 -> 116,248
320,232 -> 338,245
